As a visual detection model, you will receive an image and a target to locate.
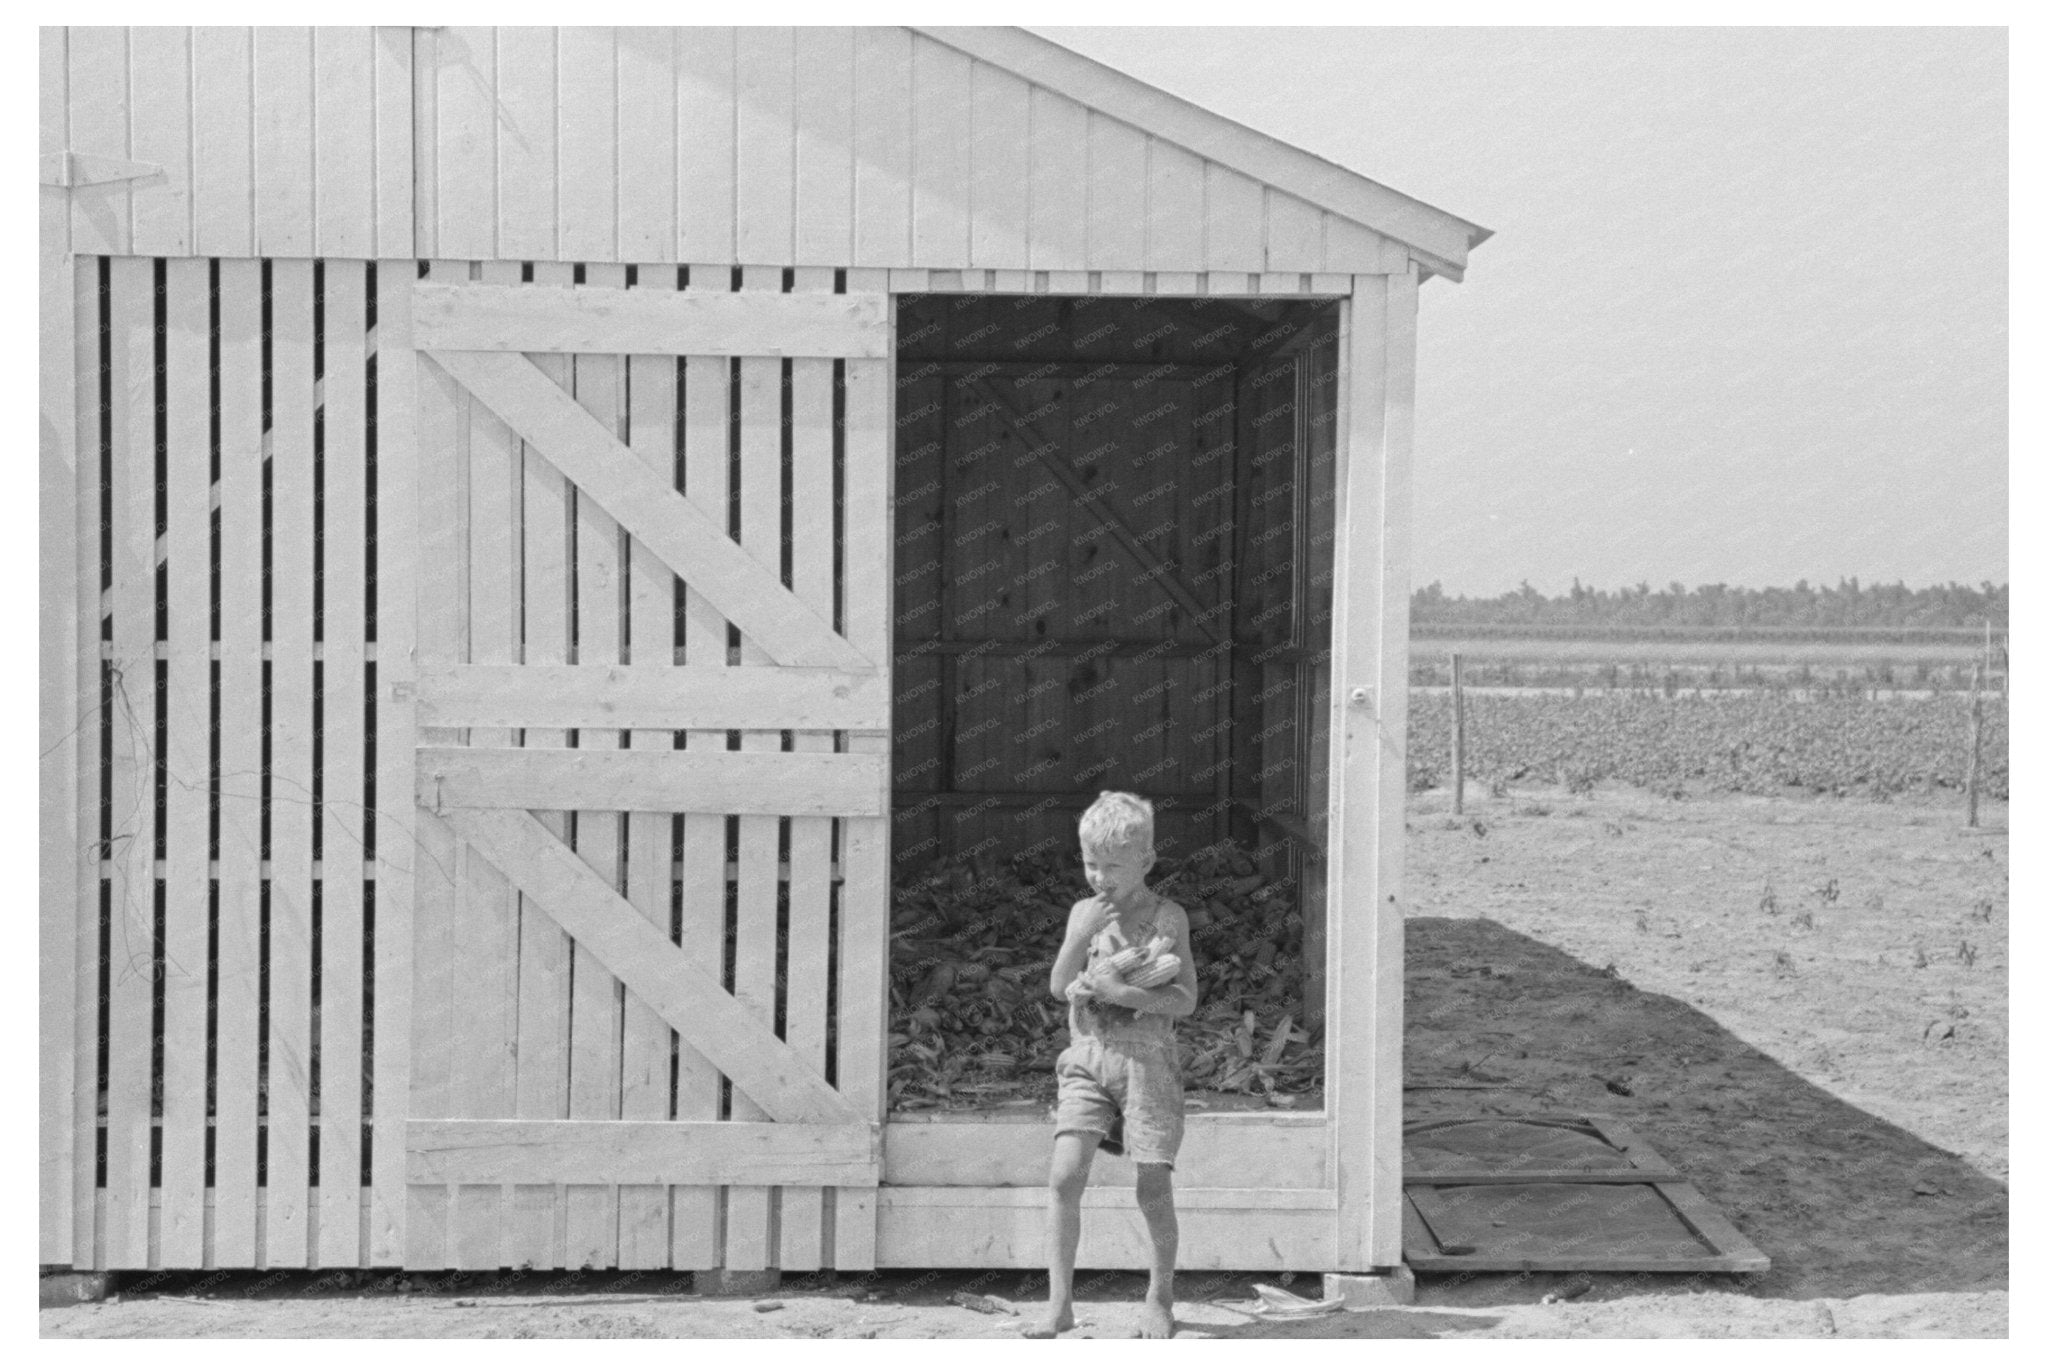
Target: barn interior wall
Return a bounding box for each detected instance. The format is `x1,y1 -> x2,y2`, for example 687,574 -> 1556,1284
888,290 -> 1339,951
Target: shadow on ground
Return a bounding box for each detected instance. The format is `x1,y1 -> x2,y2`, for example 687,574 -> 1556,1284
1404,916 -> 2007,1304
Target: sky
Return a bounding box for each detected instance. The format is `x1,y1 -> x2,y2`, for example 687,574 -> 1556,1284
1035,26 -> 2009,598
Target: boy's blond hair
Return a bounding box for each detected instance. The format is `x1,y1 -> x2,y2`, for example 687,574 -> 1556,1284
1079,790 -> 1155,854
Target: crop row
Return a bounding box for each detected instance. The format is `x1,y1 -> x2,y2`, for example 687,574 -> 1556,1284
1407,692 -> 2008,799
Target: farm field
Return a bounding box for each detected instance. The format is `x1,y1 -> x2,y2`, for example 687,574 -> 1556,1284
44,784 -> 2007,1339
1408,628 -> 2002,694
1409,691 -> 2007,801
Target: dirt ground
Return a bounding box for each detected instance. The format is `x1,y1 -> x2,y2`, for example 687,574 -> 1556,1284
43,786 -> 2008,1339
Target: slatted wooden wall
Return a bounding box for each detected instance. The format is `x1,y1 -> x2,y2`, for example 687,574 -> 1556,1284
66,255 -> 416,1270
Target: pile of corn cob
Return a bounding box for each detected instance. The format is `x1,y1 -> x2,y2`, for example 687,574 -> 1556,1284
885,839 -> 1324,1110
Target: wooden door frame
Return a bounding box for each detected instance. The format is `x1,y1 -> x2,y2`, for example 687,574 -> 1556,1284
864,270 -> 1416,1272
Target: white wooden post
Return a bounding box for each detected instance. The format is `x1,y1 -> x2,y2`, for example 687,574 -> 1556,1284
1324,267 -> 1419,1274
39,25 -> 78,1267
1966,664 -> 1983,829
1451,652 -> 1466,816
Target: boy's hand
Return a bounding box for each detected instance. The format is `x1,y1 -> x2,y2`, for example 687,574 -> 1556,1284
1072,895 -> 1116,943
1085,973 -> 1144,1007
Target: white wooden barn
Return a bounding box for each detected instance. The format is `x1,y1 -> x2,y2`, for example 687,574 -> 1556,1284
39,26 -> 1488,1280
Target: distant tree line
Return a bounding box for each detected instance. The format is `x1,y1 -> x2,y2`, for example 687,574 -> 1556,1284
1412,578 -> 2008,631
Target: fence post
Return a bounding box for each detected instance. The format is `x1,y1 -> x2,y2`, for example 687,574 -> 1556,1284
1966,663 -> 1983,829
1451,652 -> 1466,816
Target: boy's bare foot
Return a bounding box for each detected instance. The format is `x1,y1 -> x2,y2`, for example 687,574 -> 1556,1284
1023,1305 -> 1075,1339
1137,1298 -> 1175,1339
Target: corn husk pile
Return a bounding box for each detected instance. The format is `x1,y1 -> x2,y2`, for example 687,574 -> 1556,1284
887,839 -> 1324,1111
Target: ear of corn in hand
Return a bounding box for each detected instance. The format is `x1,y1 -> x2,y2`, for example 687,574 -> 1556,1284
1125,953 -> 1183,989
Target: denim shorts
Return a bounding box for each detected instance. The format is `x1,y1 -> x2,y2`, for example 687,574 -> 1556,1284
1053,1036 -> 1185,1167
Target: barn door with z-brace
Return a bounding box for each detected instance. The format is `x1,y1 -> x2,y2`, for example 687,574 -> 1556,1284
401,265 -> 893,1273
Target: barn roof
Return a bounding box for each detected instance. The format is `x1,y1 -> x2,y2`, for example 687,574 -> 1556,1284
919,27 -> 1492,280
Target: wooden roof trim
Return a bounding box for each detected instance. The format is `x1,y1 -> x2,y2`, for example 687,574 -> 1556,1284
911,25 -> 1492,274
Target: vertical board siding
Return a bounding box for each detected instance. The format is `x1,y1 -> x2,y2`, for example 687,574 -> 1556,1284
672,266 -> 732,1271
558,29 -> 621,263
675,29 -> 739,263
617,265 -> 681,1269
910,38 -> 972,268
1146,138 -> 1206,273
214,261 -> 265,1268
1266,190 -> 1325,274
69,258 -> 101,1269
726,266 -> 783,1270
374,31 -> 415,256
837,266 -> 895,1270
793,28 -> 857,267
159,258 -> 210,1265
617,29 -> 680,263
55,25 -> 1406,273
430,30 -> 498,260
510,261 -> 577,1271
1085,112 -> 1148,270
406,258 -> 471,1269
66,27 -> 131,257
127,27 -> 193,256
314,28 -> 379,259
102,256 -> 154,1268
40,55 -> 79,1261
370,259 -> 422,1265
851,28 -> 914,268
58,27 -> 409,259
494,27 -> 559,262
1328,214 -> 1405,275
1206,164 -> 1266,275
968,61 -> 1031,269
254,29 -> 316,257
566,262 -> 630,1268
448,258 -> 521,1272
1026,88 -> 1087,272
192,27 -> 256,258
267,258 -> 318,1265
735,29 -> 797,267
782,267 -> 838,1268
316,260 -> 370,1271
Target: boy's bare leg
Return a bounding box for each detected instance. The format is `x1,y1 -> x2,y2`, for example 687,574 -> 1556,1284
1026,1131 -> 1100,1338
1134,1163 -> 1178,1338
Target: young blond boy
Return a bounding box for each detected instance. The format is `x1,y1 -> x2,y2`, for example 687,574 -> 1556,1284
1026,792 -> 1198,1340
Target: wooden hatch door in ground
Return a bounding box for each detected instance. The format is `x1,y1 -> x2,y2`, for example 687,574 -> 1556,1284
1403,1116 -> 1770,1274
401,266 -> 894,1272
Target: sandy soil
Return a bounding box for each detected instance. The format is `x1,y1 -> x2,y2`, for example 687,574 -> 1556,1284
1400,784 -> 2007,1337
43,787 -> 2007,1339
